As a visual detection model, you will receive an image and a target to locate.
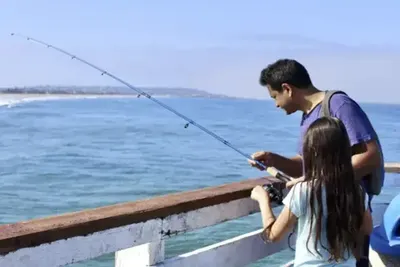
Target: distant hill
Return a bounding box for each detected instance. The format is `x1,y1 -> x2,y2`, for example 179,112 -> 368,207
0,86 -> 233,99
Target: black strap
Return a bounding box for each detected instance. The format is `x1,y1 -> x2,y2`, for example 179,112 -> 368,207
320,90 -> 347,117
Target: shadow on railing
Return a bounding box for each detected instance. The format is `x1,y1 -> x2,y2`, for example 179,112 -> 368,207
0,163 -> 399,267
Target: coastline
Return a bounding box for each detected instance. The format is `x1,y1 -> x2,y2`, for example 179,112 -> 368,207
0,92 -> 229,107
0,93 -> 144,98
0,93 -> 162,107
0,92 -> 231,99
0,93 -> 175,102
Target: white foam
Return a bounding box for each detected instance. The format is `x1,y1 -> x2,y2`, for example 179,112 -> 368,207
0,93 -> 183,109
0,94 -> 144,108
0,94 -> 64,108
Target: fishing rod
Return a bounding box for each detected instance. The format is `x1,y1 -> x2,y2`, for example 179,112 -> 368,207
10,32 -> 292,183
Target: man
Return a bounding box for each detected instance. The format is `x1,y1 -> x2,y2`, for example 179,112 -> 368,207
249,58 -> 384,267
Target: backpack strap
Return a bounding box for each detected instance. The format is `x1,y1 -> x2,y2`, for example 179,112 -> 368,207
320,90 -> 383,196
320,90 -> 347,117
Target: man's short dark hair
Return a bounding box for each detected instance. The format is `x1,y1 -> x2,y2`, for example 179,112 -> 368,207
259,59 -> 313,91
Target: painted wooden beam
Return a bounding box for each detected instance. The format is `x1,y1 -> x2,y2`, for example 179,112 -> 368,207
155,201 -> 390,267
0,192 -> 278,266
369,247 -> 400,267
157,229 -> 296,267
0,219 -> 162,267
385,162 -> 400,173
0,163 -> 396,267
0,176 -> 283,255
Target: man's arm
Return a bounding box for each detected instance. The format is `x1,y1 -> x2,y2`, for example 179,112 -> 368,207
352,140 -> 382,181
333,95 -> 383,181
284,142 -> 381,188
270,153 -> 303,178
285,144 -> 380,187
250,151 -> 303,178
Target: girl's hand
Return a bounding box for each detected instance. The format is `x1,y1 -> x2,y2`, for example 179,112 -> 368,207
251,185 -> 269,203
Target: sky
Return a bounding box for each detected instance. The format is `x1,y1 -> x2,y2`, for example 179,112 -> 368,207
1,0 -> 400,103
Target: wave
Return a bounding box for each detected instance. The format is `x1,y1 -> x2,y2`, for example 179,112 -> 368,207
0,94 -> 97,108
0,94 -> 173,108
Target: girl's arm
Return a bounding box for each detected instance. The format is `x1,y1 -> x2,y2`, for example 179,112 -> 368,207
360,209 -> 373,235
352,196 -> 373,260
251,185 -> 298,242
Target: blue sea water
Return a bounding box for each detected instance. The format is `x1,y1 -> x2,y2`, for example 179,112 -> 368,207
0,96 -> 399,266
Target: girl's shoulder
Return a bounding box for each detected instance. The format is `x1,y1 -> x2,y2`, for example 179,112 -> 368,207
282,182 -> 311,217
291,181 -> 311,195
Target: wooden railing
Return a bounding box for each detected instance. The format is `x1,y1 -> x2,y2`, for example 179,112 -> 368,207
0,163 -> 399,267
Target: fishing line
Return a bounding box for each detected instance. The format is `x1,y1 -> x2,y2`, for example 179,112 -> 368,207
10,32 -> 292,183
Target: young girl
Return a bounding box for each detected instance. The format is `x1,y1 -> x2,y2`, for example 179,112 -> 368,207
251,117 -> 373,266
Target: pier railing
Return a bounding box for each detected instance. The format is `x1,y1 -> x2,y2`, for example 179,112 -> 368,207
0,163 -> 399,267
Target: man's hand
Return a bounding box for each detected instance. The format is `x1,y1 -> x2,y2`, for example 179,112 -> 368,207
248,151 -> 304,178
248,151 -> 275,170
286,176 -> 305,188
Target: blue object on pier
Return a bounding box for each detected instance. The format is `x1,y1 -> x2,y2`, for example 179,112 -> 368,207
371,193 -> 400,256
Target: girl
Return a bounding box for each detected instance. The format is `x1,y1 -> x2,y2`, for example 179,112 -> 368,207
250,117 -> 373,266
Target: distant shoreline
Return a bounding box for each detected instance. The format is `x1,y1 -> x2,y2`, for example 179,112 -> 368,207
0,93 -> 174,101
0,93 -> 228,100
0,92 -> 139,97
0,86 -> 232,99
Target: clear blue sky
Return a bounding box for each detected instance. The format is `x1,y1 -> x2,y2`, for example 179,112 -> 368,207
1,0 -> 400,103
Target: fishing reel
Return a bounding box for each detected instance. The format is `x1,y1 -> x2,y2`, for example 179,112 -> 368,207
263,183 -> 283,204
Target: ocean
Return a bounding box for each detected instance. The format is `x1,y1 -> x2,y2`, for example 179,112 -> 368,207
1,95 -> 399,266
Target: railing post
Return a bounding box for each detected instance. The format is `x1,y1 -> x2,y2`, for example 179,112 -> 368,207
115,240 -> 165,267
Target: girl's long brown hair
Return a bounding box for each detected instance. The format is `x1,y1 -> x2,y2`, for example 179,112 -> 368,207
302,116 -> 365,262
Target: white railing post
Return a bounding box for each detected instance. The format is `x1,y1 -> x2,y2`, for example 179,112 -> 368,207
115,240 -> 165,267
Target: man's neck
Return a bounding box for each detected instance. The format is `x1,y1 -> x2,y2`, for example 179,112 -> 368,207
298,87 -> 326,114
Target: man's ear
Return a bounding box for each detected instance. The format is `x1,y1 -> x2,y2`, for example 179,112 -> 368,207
281,83 -> 293,97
